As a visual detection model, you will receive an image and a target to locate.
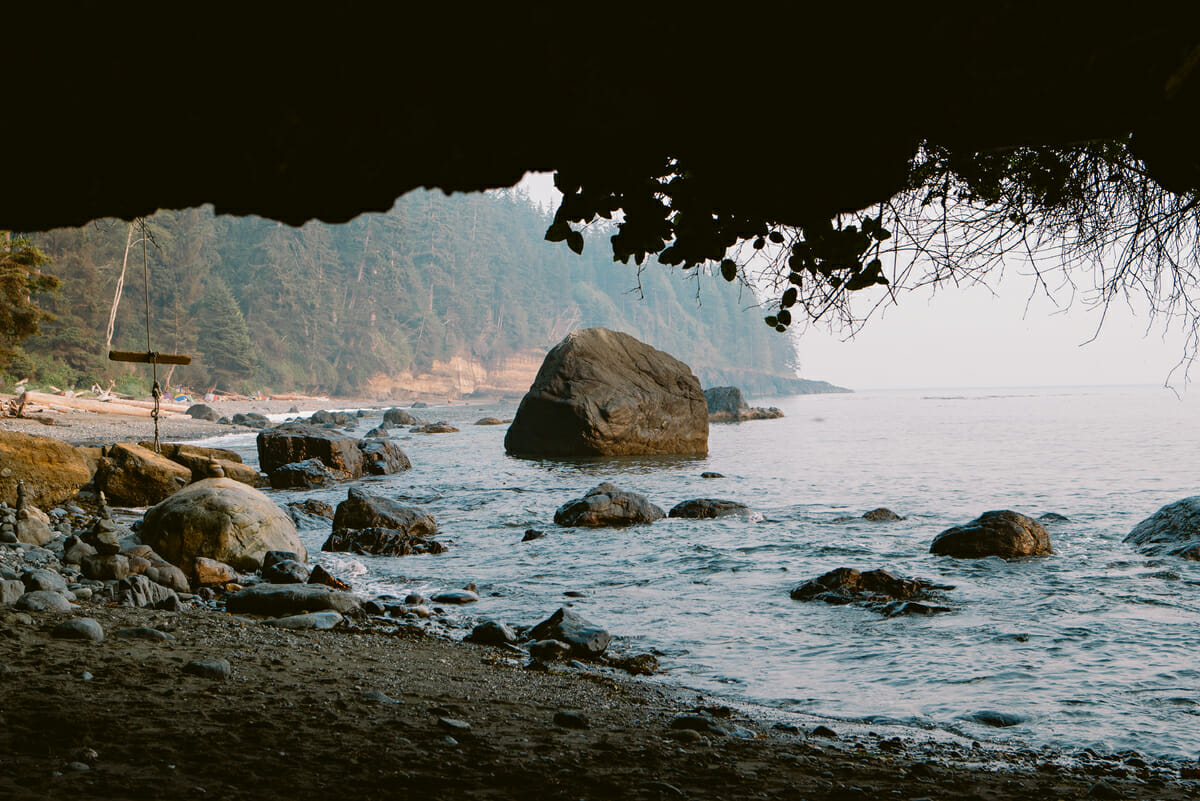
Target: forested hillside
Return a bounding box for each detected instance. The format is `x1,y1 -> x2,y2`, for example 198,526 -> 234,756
12,190 -> 844,398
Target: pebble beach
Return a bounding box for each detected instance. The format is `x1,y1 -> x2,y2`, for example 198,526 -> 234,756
3,399 -> 1200,799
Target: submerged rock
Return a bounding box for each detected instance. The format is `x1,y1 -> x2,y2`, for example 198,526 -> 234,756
554,483 -> 665,527
1124,497 -> 1200,559
322,527 -> 446,556
930,510 -> 1052,559
668,499 -> 750,519
411,422 -> 459,434
790,567 -> 953,615
505,327 -> 708,457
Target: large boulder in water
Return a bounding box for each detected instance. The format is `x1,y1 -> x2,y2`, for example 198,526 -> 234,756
554,483 -> 665,527
1124,497 -> 1200,559
504,327 -> 708,457
256,422 -> 365,479
97,442 -> 193,506
332,486 -> 438,536
0,431 -> 93,508
930,510 -> 1052,559
140,478 -> 306,575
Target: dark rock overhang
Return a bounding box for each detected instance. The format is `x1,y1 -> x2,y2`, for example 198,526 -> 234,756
5,5 -> 1198,232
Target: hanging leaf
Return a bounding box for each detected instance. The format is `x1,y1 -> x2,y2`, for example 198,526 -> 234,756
720,259 -> 738,281
567,231 -> 584,255
545,221 -> 570,243
781,287 -> 798,308
768,231 -> 784,244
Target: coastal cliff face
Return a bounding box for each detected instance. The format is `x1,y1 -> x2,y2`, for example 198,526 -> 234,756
359,349 -> 845,401
361,352 -> 543,399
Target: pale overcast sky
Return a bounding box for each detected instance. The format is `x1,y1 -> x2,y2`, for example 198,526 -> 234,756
516,173 -> 1194,391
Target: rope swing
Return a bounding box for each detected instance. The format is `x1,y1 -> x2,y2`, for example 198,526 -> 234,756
107,218 -> 191,452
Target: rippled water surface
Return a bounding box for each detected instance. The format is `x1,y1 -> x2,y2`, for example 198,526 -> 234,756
198,385 -> 1200,758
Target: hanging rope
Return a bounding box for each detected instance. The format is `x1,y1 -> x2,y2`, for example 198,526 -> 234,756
141,219 -> 162,452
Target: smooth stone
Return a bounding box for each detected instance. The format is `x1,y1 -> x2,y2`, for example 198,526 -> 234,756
15,590 -> 73,612
528,639 -> 571,662
670,714 -> 730,736
437,717 -> 471,732
51,617 -> 105,642
527,607 -> 611,657
21,568 -> 68,594
553,710 -> 589,729
262,611 -> 343,630
430,589 -> 478,605
521,529 -> 545,542
113,627 -> 175,642
363,690 -> 399,704
465,619 -> 517,645
183,658 -> 232,680
966,710 -> 1025,728
0,579 -> 24,605
225,583 -> 361,616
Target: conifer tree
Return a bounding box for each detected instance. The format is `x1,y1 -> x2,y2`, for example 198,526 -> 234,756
0,232 -> 59,373
196,275 -> 257,387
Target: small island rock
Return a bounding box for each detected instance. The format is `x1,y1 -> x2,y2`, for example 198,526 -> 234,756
554,483 -> 665,527
930,510 -> 1052,559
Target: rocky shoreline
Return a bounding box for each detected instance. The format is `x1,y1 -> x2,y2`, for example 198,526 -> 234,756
4,403 -> 1200,798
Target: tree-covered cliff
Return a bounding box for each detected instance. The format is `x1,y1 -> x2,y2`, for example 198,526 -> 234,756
11,191 -> 845,398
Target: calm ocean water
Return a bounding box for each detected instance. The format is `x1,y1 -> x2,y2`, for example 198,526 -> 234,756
195,385 -> 1200,758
